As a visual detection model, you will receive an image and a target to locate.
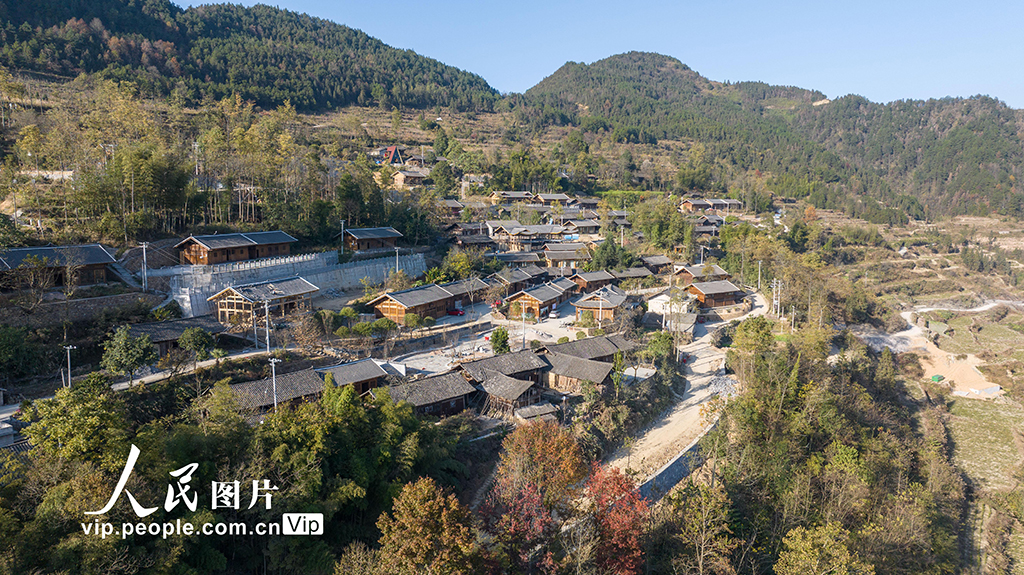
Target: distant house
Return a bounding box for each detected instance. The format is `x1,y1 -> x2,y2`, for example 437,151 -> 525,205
611,267 -> 654,282
439,199 -> 465,217
540,334 -> 636,363
543,352 -> 614,392
454,235 -> 497,250
496,224 -> 568,252
447,222 -> 486,237
175,231 -> 297,266
535,193 -> 571,205
572,284 -> 631,322
490,191 -> 535,204
127,315 -> 226,357
695,225 -> 719,237
495,252 -> 542,267
687,280 -> 745,308
563,219 -> 601,235
388,371 -> 477,416
570,270 -> 615,292
0,244 -> 116,286
207,276 -> 319,325
647,286 -> 692,317
485,220 -> 522,238
393,169 -> 428,189
515,403 -> 559,423
343,227 -> 402,252
680,199 -> 712,213
696,214 -> 725,227
316,358 -> 389,395
641,255 -> 675,274
570,197 -> 601,210
674,264 -> 730,285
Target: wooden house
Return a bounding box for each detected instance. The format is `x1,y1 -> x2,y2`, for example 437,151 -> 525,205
490,191 -> 535,205
388,371 -> 477,417
687,280 -> 745,308
570,270 -> 615,292
343,227 -> 402,252
393,170 -> 428,189
175,231 -> 297,265
0,244 -> 116,286
489,267 -> 534,296
495,252 -> 543,267
680,199 -> 712,213
611,267 -> 654,283
460,350 -> 549,385
507,283 -> 567,319
207,276 -> 319,325
368,284 -> 455,325
479,370 -> 541,414
572,284 -> 630,322
126,315 -> 226,357
543,352 -> 613,393
641,255 -> 675,274
438,277 -> 491,310
439,199 -> 465,217
535,193 -> 571,206
564,219 -> 601,235
674,264 -> 730,285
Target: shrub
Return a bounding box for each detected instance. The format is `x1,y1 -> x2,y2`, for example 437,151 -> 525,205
557,336 -> 570,344
529,339 -> 543,351
576,331 -> 587,340
334,326 -> 351,338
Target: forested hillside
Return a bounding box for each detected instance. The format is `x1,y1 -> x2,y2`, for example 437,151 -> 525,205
523,52 -> 1024,219
0,0 -> 499,111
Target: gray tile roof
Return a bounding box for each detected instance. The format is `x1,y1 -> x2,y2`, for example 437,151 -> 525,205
572,270 -> 615,282
491,268 -> 532,285
511,283 -> 563,305
486,220 -> 522,229
230,368 -> 324,411
689,280 -> 744,296
549,278 -> 577,293
439,277 -> 490,298
683,199 -> 711,208
126,315 -> 226,344
460,350 -> 549,382
209,276 -> 319,303
565,220 -> 600,229
574,285 -> 628,309
695,225 -> 719,234
378,284 -> 454,308
457,236 -> 496,245
544,352 -> 613,384
480,370 -> 535,402
677,264 -> 728,278
496,252 -> 541,263
612,267 -> 653,279
520,264 -> 547,278
542,335 -> 637,360
344,227 -> 403,240
546,251 -> 589,262
0,244 -> 115,270
537,193 -> 571,201
494,191 -> 534,199
641,255 -> 674,267
175,231 -> 297,251
507,225 -> 566,235
316,358 -> 387,387
515,403 -> 558,420
450,222 -> 486,232
389,372 -> 476,407
440,199 -> 464,208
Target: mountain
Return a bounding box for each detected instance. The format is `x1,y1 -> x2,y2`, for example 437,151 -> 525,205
0,0 -> 499,111
525,52 -> 1024,219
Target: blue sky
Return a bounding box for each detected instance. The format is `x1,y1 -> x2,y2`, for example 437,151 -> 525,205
176,0 -> 1024,108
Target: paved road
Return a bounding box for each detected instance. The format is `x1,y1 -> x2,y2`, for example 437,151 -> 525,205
0,348 -> 271,422
606,292 -> 769,480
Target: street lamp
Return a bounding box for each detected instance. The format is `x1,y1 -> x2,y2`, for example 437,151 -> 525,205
62,345 -> 77,388
268,357 -> 281,412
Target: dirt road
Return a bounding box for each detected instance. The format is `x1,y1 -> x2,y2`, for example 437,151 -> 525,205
606,292 -> 768,478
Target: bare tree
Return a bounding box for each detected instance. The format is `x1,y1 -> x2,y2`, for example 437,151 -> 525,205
13,255 -> 56,313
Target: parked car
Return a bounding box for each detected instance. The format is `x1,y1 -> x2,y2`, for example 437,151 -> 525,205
447,309 -> 465,316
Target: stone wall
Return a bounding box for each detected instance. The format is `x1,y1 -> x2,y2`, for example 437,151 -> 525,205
0,293 -> 164,329
171,253 -> 428,317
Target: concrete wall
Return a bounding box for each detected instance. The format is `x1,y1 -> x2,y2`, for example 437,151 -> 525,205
172,253 -> 428,317
638,425 -> 713,501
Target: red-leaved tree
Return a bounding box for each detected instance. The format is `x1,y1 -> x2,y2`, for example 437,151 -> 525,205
586,464 -> 650,575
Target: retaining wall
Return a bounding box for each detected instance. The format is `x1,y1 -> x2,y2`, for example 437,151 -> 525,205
171,253 -> 428,317
638,424 -> 714,501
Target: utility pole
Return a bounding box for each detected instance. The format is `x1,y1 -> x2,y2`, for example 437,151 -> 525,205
339,219 -> 345,255
395,246 -> 400,276
264,300 -> 271,353
139,242 -> 149,293
268,357 -> 281,412
757,260 -> 762,291
770,278 -> 782,317
62,345 -> 76,388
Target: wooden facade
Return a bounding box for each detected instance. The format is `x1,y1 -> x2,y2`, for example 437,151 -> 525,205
343,227 -> 402,252
687,281 -> 745,308
207,277 -> 319,325
176,232 -> 296,265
